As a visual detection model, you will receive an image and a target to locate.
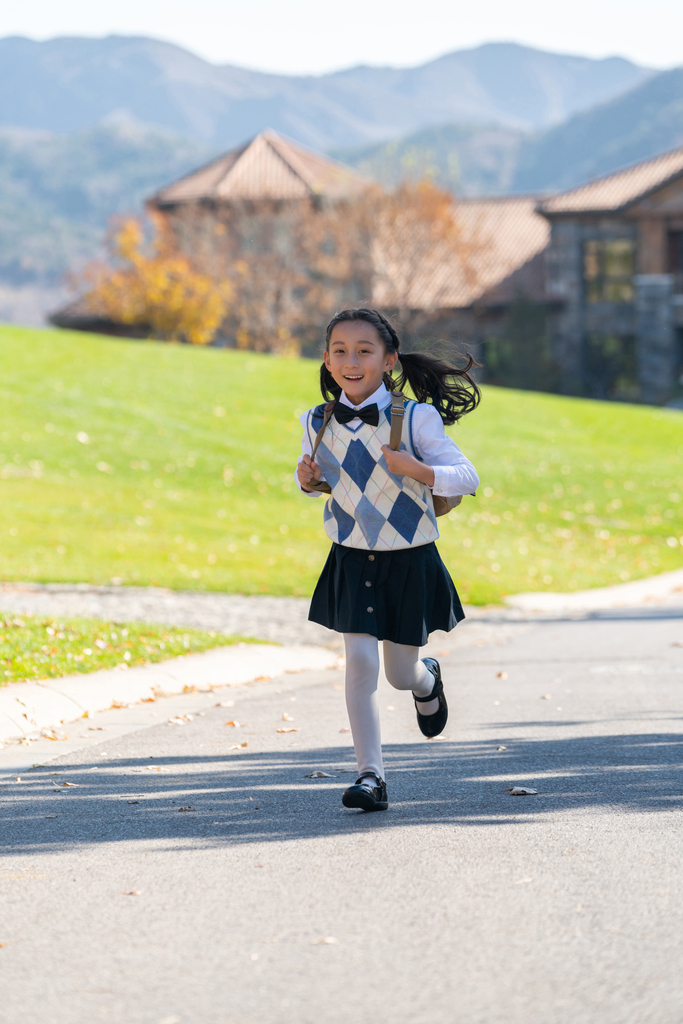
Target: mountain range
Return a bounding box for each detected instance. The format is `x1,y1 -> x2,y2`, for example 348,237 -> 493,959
0,35 -> 652,149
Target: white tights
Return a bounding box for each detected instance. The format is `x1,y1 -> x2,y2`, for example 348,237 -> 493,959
343,633 -> 437,783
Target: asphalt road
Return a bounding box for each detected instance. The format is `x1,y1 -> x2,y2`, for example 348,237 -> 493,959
2,606 -> 683,1024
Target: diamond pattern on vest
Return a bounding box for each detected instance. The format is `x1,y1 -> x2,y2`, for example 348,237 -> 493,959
329,497 -> 356,544
355,494 -> 388,548
341,439 -> 376,493
309,401 -> 440,552
387,489 -> 424,544
316,443 -> 341,489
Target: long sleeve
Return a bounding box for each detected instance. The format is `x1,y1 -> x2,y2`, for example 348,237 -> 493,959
410,403 -> 479,498
294,410 -> 322,497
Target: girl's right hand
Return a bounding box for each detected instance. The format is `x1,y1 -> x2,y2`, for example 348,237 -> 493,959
297,454 -> 322,491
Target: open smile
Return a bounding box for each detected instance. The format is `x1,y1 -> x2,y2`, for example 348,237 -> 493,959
344,375 -> 364,380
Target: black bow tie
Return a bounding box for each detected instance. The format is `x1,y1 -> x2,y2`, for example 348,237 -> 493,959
333,401 -> 380,427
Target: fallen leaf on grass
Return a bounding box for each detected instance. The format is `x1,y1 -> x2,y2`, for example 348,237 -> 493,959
277,727 -> 299,733
506,787 -> 538,796
282,713 -> 295,721
121,890 -> 142,896
304,771 -> 335,778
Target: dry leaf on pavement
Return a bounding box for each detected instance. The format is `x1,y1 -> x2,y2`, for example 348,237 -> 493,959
229,742 -> 248,749
282,713 -> 295,721
277,727 -> 299,733
216,700 -> 235,707
224,720 -> 241,727
304,771 -> 335,778
506,787 -> 538,795
496,671 -> 508,679
121,890 -> 142,896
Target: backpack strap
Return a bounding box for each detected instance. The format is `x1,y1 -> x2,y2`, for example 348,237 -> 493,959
311,401 -> 335,462
306,401 -> 335,494
389,391 -> 405,451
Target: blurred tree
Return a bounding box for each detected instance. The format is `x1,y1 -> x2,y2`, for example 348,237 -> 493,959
81,216 -> 231,345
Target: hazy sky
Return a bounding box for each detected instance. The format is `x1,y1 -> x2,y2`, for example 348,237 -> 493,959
2,0 -> 682,75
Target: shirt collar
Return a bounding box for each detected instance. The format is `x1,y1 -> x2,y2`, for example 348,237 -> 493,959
339,382 -> 391,411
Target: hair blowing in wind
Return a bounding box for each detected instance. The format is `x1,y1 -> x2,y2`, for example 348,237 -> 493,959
320,308 -> 481,425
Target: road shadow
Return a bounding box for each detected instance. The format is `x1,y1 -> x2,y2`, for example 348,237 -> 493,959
3,726 -> 683,854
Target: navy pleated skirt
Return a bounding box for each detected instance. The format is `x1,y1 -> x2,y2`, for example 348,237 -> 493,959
308,542 -> 464,647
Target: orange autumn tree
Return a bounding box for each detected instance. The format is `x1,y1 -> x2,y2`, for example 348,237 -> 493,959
83,217 -> 231,344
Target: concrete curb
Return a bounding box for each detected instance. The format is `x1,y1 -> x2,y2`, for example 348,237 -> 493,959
504,566 -> 683,613
0,643 -> 341,746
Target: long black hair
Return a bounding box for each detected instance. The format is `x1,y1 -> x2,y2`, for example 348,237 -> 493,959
320,308 -> 480,425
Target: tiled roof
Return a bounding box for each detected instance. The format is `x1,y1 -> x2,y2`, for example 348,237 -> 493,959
374,196 -> 550,310
150,128 -> 368,205
539,146 -> 683,215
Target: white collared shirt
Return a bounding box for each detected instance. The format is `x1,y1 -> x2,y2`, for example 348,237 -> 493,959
296,382 -> 479,497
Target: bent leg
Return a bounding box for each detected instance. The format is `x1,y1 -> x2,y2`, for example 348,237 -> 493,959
383,640 -> 440,715
344,633 -> 384,780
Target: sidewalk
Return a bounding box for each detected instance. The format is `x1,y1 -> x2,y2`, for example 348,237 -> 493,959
0,643 -> 341,747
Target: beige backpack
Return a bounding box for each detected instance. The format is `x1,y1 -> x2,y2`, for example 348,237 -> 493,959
306,391 -> 463,517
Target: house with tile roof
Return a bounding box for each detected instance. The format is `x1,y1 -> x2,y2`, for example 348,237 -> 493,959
538,147 -> 683,403
51,129 -> 683,403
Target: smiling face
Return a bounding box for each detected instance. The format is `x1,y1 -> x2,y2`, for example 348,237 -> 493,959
324,320 -> 398,405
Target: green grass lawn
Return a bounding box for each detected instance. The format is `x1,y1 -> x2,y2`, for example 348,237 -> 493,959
1,612 -> 253,684
1,324 -> 682,605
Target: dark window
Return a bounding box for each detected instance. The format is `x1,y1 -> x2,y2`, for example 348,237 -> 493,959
583,333 -> 638,401
583,239 -> 636,303
667,232 -> 683,273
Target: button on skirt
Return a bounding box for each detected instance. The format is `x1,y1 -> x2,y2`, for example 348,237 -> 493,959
308,541 -> 464,647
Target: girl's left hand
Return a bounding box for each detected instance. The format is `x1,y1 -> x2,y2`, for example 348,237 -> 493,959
380,445 -> 435,487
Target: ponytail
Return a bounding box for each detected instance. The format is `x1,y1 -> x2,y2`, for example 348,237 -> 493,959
321,308 -> 480,425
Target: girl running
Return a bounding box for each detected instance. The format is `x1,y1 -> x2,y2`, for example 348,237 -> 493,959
296,308 -> 480,811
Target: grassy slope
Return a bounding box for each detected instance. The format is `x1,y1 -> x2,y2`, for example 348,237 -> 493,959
1,325 -> 682,605
1,613 -> 251,685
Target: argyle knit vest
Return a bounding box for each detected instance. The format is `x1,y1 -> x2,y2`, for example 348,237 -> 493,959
306,399 -> 439,551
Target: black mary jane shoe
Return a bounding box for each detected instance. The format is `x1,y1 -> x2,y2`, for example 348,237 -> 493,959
414,658 -> 448,738
342,773 -> 388,812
